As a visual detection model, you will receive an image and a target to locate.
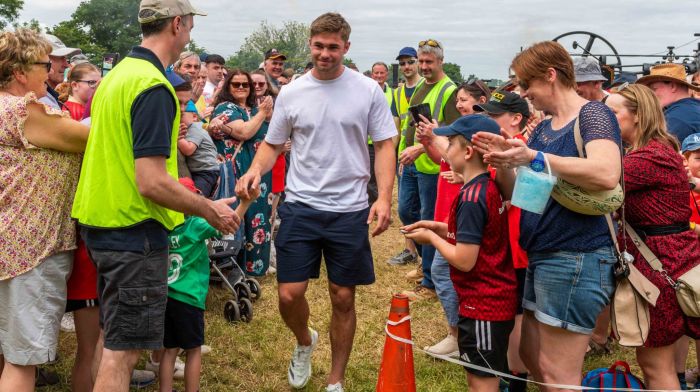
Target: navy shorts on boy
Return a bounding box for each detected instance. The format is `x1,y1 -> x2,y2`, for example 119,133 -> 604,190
447,173 -> 517,376
274,202 -> 374,286
163,297 -> 204,350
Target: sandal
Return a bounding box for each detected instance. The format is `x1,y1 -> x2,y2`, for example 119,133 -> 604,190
585,336 -> 613,357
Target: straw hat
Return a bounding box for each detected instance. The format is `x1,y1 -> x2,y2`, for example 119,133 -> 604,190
637,63 -> 700,92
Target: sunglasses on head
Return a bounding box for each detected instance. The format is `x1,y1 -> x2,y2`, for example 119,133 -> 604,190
466,78 -> 491,98
612,82 -> 630,92
419,39 -> 441,49
399,59 -> 416,67
33,61 -> 52,73
230,82 -> 250,89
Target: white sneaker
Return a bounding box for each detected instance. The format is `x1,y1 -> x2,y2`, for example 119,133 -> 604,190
287,328 -> 318,389
201,344 -> 212,356
424,334 -> 459,357
60,312 -> 75,333
130,369 -> 156,388
145,355 -> 185,379
326,382 -> 344,392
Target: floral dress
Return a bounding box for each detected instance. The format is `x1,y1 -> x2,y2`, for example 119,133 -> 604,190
619,139 -> 700,347
212,102 -> 272,276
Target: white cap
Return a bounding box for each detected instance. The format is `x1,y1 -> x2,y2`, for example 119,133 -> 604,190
44,34 -> 81,58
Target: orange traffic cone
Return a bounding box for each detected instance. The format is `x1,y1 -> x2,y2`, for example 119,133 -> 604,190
376,294 -> 416,392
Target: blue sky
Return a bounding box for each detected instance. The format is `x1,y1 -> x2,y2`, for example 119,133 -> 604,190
21,0 -> 700,79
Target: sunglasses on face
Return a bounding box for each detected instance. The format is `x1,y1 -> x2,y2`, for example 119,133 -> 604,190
399,59 -> 416,67
33,61 -> 52,73
418,39 -> 441,49
253,82 -> 267,88
230,82 -> 250,89
78,79 -> 99,88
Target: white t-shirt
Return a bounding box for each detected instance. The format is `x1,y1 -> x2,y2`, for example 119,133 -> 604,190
266,67 -> 397,212
202,80 -> 217,102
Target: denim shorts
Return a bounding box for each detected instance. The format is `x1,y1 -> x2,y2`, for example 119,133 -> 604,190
522,246 -> 616,334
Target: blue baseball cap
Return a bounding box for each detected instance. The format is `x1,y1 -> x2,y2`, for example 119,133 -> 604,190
434,114 -> 501,140
396,47 -> 417,60
166,70 -> 186,88
682,134 -> 700,153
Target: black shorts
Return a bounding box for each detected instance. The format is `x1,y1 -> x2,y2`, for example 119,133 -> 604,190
65,298 -> 99,313
191,169 -> 220,199
88,237 -> 169,351
274,202 -> 374,286
163,297 -> 204,350
515,267 -> 527,315
457,317 -> 514,378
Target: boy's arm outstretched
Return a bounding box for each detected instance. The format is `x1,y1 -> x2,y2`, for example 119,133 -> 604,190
404,229 -> 480,272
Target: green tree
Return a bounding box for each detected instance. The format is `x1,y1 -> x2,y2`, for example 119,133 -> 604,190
227,20 -> 310,71
0,0 -> 23,29
184,40 -> 207,56
443,62 -> 464,84
48,0 -> 140,63
12,18 -> 41,32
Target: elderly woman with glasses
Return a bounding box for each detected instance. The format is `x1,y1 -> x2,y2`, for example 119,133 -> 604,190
0,29 -> 89,390
212,68 -> 274,276
472,41 -> 622,389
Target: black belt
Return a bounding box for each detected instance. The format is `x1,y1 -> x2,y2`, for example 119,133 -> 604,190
634,222 -> 690,239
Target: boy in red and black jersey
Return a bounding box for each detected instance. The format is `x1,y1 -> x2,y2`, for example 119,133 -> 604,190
403,115 -> 517,391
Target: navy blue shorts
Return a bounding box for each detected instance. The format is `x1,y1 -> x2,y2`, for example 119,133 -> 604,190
274,202 -> 375,286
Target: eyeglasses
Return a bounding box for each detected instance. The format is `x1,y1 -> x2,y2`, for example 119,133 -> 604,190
32,61 -> 52,72
230,82 -> 250,89
418,39 -> 441,49
78,80 -> 99,88
399,59 -> 416,67
253,82 -> 267,88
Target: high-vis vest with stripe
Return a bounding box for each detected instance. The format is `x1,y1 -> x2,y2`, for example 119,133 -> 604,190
72,56 -> 184,230
394,79 -> 424,153
399,76 -> 456,174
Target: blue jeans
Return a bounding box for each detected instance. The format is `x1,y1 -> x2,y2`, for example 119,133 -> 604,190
522,246 -> 616,334
431,251 -> 459,327
398,163 -> 438,289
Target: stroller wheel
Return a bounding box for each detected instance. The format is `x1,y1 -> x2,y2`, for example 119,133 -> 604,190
234,282 -> 252,300
223,299 -> 240,323
246,278 -> 262,302
239,298 -> 253,323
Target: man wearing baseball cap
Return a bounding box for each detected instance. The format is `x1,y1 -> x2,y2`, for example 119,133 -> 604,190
39,34 -> 81,109
573,57 -> 608,102
637,63 -> 700,143
474,90 -> 530,135
264,48 -> 287,88
71,2 -> 240,391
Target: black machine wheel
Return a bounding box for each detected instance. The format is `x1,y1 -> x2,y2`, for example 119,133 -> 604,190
234,281 -> 252,300
239,298 -> 254,323
553,31 -> 622,71
223,299 -> 240,323
246,278 -> 262,302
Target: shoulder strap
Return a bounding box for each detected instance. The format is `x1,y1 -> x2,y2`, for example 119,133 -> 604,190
624,223 -> 664,271
574,116 -> 585,157
433,81 -> 455,124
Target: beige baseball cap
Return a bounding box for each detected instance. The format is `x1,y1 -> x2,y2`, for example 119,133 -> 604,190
137,0 -> 206,24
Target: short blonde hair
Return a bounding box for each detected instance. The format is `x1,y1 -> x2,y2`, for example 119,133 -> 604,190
0,29 -> 52,89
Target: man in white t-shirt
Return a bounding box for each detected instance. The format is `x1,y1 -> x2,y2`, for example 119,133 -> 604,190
201,54 -> 225,102
236,13 -> 396,392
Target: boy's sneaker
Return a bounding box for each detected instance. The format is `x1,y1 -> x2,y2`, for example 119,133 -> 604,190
201,344 -> 212,355
130,369 -> 156,388
404,268 -> 424,282
145,356 -> 185,379
327,382 -> 345,392
424,334 -> 459,357
387,249 -> 418,265
60,312 -> 75,332
400,285 -> 436,301
288,328 -> 318,389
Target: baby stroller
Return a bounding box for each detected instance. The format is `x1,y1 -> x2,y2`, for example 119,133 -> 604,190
209,157 -> 262,323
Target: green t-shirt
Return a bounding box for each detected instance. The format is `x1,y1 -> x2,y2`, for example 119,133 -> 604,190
167,216 -> 220,310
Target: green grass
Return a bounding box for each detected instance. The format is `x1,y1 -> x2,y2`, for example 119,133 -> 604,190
42,198 -> 696,391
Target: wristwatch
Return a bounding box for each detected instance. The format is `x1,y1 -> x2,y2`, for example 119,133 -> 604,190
530,151 -> 545,172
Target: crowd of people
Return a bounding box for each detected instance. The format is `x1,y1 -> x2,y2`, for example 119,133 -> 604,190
1,1 -> 700,391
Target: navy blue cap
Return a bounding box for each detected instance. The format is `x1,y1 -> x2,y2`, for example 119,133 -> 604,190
396,47 -> 417,60
166,70 -> 186,88
434,114 -> 501,139
682,133 -> 700,153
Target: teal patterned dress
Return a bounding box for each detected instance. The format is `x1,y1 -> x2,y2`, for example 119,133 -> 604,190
212,102 -> 272,276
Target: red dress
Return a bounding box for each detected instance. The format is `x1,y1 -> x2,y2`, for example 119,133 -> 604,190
620,139 -> 700,347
